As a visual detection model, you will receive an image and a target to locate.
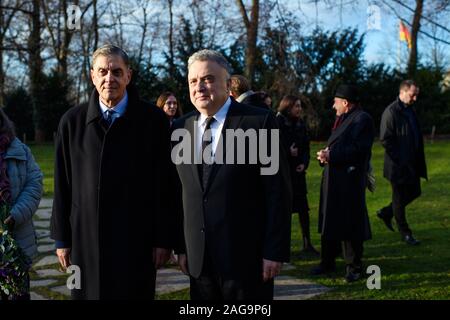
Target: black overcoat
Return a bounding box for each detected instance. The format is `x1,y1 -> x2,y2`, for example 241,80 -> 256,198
276,113 -> 310,213
172,100 -> 292,281
380,98 -> 427,185
318,109 -> 374,241
51,86 -> 174,299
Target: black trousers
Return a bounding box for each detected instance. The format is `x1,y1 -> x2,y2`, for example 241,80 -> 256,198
320,237 -> 364,271
380,179 -> 421,237
190,249 -> 274,301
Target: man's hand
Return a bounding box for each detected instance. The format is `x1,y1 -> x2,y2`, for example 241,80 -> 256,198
153,248 -> 171,269
296,164 -> 305,173
3,216 -> 15,229
290,143 -> 298,157
316,147 -> 330,164
177,254 -> 188,275
262,259 -> 282,282
56,248 -> 71,271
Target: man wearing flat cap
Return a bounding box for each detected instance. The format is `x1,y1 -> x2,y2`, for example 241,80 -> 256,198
312,84 -> 374,282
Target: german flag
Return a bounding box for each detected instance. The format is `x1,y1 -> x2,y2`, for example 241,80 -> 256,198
399,21 -> 412,49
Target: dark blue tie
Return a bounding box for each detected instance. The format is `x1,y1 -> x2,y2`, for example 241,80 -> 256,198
105,109 -> 115,127
200,116 -> 216,190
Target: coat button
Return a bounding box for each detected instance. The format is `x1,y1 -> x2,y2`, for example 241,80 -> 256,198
203,198 -> 208,203
200,228 -> 205,233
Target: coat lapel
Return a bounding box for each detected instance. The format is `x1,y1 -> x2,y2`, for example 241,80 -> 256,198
186,113 -> 203,191
327,109 -> 361,147
204,102 -> 243,193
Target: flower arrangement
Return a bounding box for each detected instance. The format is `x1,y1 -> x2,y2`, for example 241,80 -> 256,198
0,204 -> 30,298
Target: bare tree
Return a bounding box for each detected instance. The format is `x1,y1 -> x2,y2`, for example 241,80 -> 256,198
236,0 -> 259,84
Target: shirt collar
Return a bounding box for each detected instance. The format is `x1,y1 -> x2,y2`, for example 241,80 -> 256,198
236,90 -> 254,103
198,97 -> 231,128
99,91 -> 128,116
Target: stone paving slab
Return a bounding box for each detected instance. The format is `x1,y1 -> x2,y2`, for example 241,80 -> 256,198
274,276 -> 331,300
31,279 -> 58,288
36,229 -> 50,239
38,244 -> 55,253
34,220 -> 51,228
38,237 -> 55,244
39,198 -> 53,208
30,292 -> 47,300
156,268 -> 190,295
35,208 -> 52,220
34,255 -> 59,268
35,269 -> 66,278
51,285 -> 71,297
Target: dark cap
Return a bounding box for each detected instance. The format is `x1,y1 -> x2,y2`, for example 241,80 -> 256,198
334,84 -> 359,103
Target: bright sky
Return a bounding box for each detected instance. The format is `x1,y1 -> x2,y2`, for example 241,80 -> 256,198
290,1 -> 449,70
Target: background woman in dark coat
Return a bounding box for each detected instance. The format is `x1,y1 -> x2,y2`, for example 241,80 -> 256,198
276,95 -> 318,255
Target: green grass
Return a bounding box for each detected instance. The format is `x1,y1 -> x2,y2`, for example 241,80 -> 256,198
29,143 -> 55,197
29,140 -> 450,299
289,140 -> 450,299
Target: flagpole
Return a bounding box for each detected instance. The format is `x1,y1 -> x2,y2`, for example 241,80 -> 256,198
397,21 -> 401,70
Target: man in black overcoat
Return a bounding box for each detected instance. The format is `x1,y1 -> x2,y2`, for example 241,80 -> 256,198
312,84 -> 374,282
50,45 -> 174,299
172,49 -> 292,300
377,80 -> 427,245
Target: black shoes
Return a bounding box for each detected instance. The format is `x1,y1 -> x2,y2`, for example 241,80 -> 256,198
404,235 -> 420,246
377,209 -> 395,232
345,266 -> 363,283
310,264 -> 336,276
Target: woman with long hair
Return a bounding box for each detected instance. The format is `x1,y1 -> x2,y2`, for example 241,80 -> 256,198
276,95 -> 318,255
156,92 -> 183,127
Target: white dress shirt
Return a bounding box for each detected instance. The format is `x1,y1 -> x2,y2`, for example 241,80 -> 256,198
196,97 -> 231,162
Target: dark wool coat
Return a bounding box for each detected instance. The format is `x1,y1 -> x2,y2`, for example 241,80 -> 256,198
318,108 -> 374,241
51,86 -> 175,300
276,113 -> 310,213
380,98 -> 427,186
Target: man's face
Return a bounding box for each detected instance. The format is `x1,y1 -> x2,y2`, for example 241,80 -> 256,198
333,97 -> 349,116
400,85 -> 419,106
188,60 -> 230,115
91,54 -> 131,107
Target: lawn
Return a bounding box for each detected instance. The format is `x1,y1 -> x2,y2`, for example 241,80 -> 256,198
29,140 -> 450,300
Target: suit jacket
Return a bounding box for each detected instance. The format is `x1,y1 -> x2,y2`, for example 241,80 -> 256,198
318,108 -> 374,241
380,98 -> 427,185
172,100 -> 292,280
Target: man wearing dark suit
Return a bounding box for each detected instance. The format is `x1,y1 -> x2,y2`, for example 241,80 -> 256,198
230,74 -> 270,109
172,49 -> 292,300
378,80 -> 427,246
51,45 -> 173,299
312,84 -> 374,282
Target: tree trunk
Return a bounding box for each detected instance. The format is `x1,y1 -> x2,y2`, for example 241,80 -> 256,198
168,0 -> 175,76
407,0 -> 423,77
236,0 -> 259,85
29,0 -> 44,142
0,5 -> 4,107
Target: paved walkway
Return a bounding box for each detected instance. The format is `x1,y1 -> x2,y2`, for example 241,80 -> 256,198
30,198 -> 329,300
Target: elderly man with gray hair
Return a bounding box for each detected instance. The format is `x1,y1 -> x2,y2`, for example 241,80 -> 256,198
51,44 -> 176,299
172,49 -> 292,300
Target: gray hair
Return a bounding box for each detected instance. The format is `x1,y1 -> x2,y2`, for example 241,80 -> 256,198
188,49 -> 232,76
91,44 -> 130,69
